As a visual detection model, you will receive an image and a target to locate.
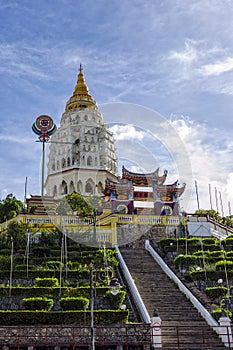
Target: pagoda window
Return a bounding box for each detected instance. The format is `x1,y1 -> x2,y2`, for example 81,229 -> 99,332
52,163 -> 55,171
57,160 -> 60,170
95,157 -> 98,165
62,158 -> 66,168
77,180 -> 83,194
69,181 -> 75,193
85,181 -> 93,194
72,157 -> 75,165
97,182 -> 103,194
84,115 -> 88,121
60,181 -> 68,195
74,139 -> 80,145
87,156 -> 92,166
67,157 -> 71,167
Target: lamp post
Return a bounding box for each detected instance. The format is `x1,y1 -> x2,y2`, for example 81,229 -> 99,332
89,263 -> 122,350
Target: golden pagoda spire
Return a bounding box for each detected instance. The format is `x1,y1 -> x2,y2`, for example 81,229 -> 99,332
65,64 -> 96,112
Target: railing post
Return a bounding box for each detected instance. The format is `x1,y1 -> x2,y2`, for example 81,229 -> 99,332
111,217 -> 118,247
219,315 -> 233,347
151,315 -> 162,348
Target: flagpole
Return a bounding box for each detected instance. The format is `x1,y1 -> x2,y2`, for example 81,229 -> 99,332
208,184 -> 213,210
195,180 -> 200,211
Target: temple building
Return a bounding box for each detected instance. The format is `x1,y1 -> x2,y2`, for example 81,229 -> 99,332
45,65 -> 118,198
104,166 -> 185,216
45,66 -> 185,216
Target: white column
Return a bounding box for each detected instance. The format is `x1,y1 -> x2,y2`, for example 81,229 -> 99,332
219,316 -> 233,348
151,316 -> 162,348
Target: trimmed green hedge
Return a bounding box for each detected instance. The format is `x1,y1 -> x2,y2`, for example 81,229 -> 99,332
0,286 -> 110,298
0,310 -> 129,325
0,269 -> 90,280
22,297 -> 54,311
205,286 -> 228,299
35,277 -> 59,287
105,290 -> 126,309
60,297 -> 89,310
173,254 -> 201,268
215,260 -> 233,271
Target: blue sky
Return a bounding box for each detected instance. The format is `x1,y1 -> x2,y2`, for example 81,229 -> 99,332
0,0 -> 233,213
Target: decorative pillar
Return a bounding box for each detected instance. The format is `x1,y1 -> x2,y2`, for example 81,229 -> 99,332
219,315 -> 233,347
111,217 -> 118,247
151,312 -> 162,348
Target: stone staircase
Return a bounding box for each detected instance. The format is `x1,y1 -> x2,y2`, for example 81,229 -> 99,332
120,246 -> 227,349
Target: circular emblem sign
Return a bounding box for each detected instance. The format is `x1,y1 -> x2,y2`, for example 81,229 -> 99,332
32,115 -> 57,142
35,115 -> 54,133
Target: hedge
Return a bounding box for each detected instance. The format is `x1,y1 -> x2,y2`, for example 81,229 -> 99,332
60,297 -> 89,310
22,297 -> 54,311
0,286 -> 110,298
0,310 -> 129,325
105,290 -> 126,309
215,260 -> 233,271
35,278 -> 59,287
173,254 -> 201,268
205,286 -> 228,299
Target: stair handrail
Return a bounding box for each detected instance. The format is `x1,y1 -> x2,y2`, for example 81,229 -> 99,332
145,240 -> 223,334
115,245 -> 151,324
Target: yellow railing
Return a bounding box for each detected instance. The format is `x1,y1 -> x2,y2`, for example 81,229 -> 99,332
0,214 -> 186,247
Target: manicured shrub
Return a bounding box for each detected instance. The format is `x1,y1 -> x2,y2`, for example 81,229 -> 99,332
60,297 -> 89,310
173,254 -> 200,268
0,256 -> 10,270
0,310 -> 129,325
35,277 -> 59,287
43,260 -> 63,270
15,264 -> 34,270
105,290 -> 126,309
215,260 -> 233,271
212,308 -> 232,321
206,286 -> 228,299
22,297 -> 54,311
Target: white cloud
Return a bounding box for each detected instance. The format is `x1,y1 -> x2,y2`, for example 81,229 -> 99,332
169,40 -> 198,63
170,115 -> 233,213
198,57 -> 233,76
110,124 -> 145,141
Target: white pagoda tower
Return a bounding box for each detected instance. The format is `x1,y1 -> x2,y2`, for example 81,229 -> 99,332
45,65 -> 118,198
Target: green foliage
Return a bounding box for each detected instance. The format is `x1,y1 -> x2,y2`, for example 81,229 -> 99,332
57,193 -> 93,217
0,194 -> 25,223
22,297 -> 54,311
105,290 -> 126,309
215,260 -> 233,271
212,308 -> 223,321
60,297 -> 89,310
15,264 -> 34,270
2,222 -> 28,250
35,277 -> 59,287
173,254 -> 200,268
42,260 -> 63,270
212,308 -> 232,321
0,310 -> 129,325
205,286 -> 228,299
0,256 -> 11,270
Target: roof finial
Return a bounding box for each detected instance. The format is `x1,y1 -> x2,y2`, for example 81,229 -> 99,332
79,63 -> 82,73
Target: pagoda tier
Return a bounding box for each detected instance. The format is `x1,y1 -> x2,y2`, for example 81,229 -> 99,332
122,166 -> 167,185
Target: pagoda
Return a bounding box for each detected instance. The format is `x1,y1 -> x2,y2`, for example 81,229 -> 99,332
45,65 -> 118,198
